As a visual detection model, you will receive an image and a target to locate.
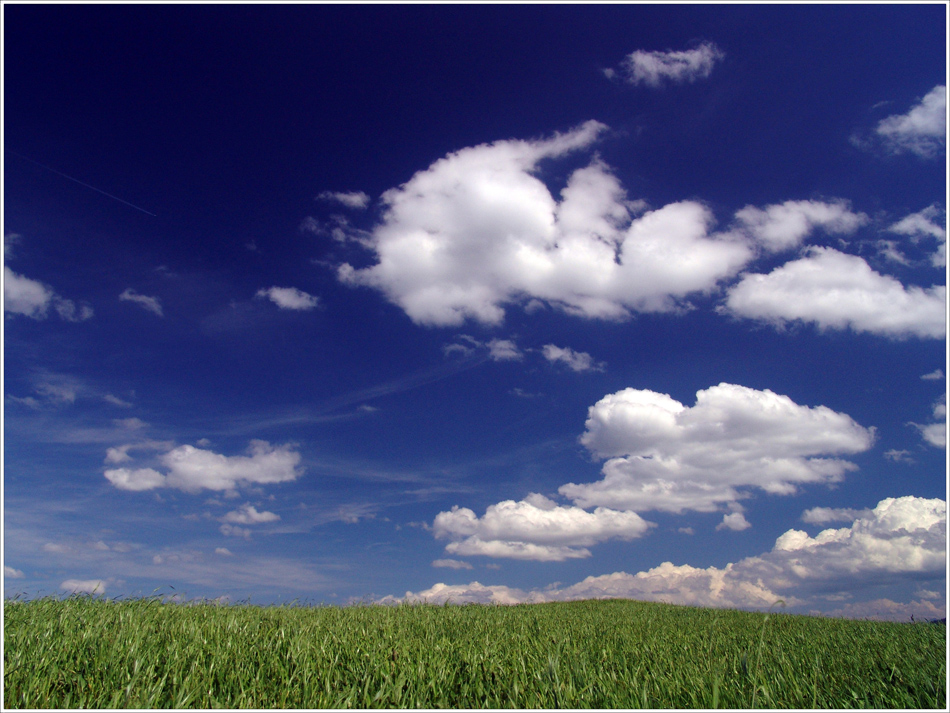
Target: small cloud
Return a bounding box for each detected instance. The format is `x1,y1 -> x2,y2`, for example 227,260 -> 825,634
432,558 -> 474,570
716,511 -> 751,532
4,232 -> 21,259
255,286 -> 320,311
219,523 -> 252,539
677,527 -> 695,535
215,547 -> 234,556
541,344 -> 605,372
801,506 -> 874,525
4,565 -> 25,578
883,449 -> 915,464
113,417 -> 148,430
119,288 -> 163,317
617,41 -> 724,88
874,85 -> 946,158
317,191 -> 371,209
103,394 -> 133,407
487,338 -> 523,361
60,579 -> 106,595
220,504 -> 281,525
922,369 -> 944,381
5,267 -> 93,321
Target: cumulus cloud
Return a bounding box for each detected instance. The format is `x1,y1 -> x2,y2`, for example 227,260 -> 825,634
433,493 -> 654,561
255,286 -> 320,310
731,199 -> 867,253
317,190 -> 371,209
542,344 -> 605,372
339,121 -> 756,326
560,383 -> 874,514
487,339 -> 523,361
913,394 -> 946,448
5,565 -> 25,578
398,496 -> 946,618
874,85 -> 946,158
220,503 -> 281,525
716,510 -> 751,532
5,267 -> 93,321
60,579 -> 106,595
618,42 -> 725,87
119,288 -> 163,316
103,440 -> 302,493
921,369 -> 944,381
888,204 -> 946,268
724,247 -> 946,339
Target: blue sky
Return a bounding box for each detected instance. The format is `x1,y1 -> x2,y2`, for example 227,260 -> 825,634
3,3 -> 947,620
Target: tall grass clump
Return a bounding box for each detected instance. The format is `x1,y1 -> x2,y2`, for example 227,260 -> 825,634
4,594 -> 946,708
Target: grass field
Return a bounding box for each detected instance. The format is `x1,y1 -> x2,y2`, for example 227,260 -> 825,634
3,595 -> 946,709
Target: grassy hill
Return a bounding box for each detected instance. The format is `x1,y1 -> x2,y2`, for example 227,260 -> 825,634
4,595 -> 946,708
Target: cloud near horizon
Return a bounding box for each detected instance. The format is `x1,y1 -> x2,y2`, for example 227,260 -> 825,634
400,496 -> 946,619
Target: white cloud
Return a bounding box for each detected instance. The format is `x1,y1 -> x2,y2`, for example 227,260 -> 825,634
339,121 -> 754,326
724,247 -> 946,339
732,200 -> 867,253
921,369 -> 944,381
875,85 -> 946,158
219,523 -> 252,539
103,440 -> 302,493
4,565 -> 25,578
619,42 -> 725,88
60,579 -> 106,595
119,288 -> 163,316
103,394 -> 133,407
397,496 -> 946,618
317,190 -> 371,209
716,511 -> 751,531
214,547 -> 233,556
561,383 -> 874,514
103,467 -> 167,491
4,267 -> 93,321
542,344 -> 605,372
914,394 -> 947,448
220,503 -> 281,524
433,493 -> 654,562
888,204 -> 946,267
4,232 -> 21,258
801,506 -> 874,525
255,286 -> 320,310
432,558 -> 473,570
487,338 -> 523,361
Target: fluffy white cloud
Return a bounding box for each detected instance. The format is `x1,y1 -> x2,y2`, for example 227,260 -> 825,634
317,190 -> 370,209
255,286 -> 320,310
398,496 -> 946,618
433,493 -> 654,561
4,565 -> 25,578
875,85 -> 946,158
542,344 -> 605,372
60,579 -> 106,595
914,394 -> 946,448
103,440 -> 302,493
724,247 -> 946,339
104,467 -> 167,491
888,204 -> 946,267
339,121 -> 755,326
119,288 -> 163,316
731,200 -> 867,253
4,267 -> 93,321
487,338 -> 522,361
220,503 -> 281,524
717,511 -> 751,532
561,383 -> 873,514
619,42 -> 725,87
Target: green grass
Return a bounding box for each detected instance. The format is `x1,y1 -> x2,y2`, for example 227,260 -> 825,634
4,595 -> 946,708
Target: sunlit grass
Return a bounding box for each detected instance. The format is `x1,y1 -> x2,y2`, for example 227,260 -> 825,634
4,594 -> 946,708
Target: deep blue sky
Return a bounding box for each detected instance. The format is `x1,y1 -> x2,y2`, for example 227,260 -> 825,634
3,3 -> 947,619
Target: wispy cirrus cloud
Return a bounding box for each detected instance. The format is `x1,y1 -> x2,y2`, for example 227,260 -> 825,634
611,42 -> 725,88
119,288 -> 163,316
317,190 -> 371,209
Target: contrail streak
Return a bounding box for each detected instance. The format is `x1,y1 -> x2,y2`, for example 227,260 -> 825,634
5,149 -> 157,216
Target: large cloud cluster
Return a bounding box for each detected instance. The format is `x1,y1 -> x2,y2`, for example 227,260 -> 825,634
405,496 -> 946,618
560,383 -> 874,513
104,440 -> 302,493
335,121 -> 941,342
